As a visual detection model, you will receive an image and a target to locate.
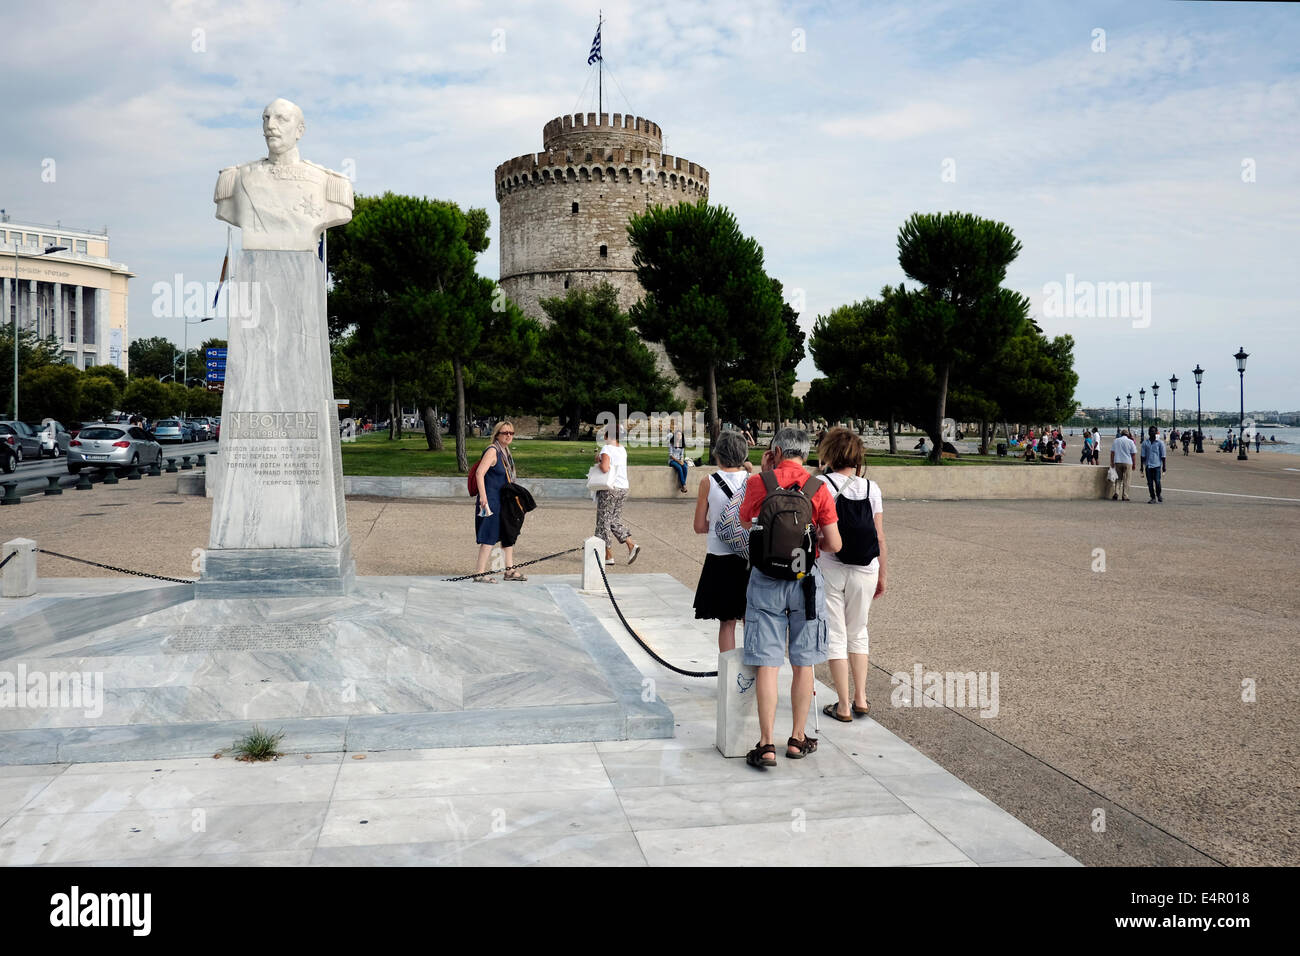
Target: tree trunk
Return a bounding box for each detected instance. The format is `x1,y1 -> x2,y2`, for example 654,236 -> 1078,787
707,363 -> 720,463
772,366 -> 782,427
422,405 -> 442,451
389,377 -> 398,440
453,355 -> 468,472
887,414 -> 897,455
979,418 -> 989,456
929,361 -> 950,464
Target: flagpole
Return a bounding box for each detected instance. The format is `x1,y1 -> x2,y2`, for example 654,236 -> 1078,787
598,11 -> 602,116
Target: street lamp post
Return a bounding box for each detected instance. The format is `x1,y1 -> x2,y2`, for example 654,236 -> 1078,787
1193,365 -> 1204,452
181,314 -> 215,416
1126,393 -> 1132,431
1139,387 -> 1145,432
1169,374 -> 1178,431
11,242 -> 69,419
1115,396 -> 1121,436
1235,347 -> 1249,461
1151,381 -> 1159,430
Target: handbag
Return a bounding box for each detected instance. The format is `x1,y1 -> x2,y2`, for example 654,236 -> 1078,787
586,463 -> 615,492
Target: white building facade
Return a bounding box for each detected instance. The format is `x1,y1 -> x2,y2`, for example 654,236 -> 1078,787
0,217 -> 132,373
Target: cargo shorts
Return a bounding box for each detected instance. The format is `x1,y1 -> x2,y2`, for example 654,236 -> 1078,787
742,564 -> 828,668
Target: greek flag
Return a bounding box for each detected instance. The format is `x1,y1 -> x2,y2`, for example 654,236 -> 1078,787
588,24 -> 601,64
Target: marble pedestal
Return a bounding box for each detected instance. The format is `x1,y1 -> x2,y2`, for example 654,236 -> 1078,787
199,250 -> 351,597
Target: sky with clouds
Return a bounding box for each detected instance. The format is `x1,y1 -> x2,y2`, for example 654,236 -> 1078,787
6,0 -> 1298,413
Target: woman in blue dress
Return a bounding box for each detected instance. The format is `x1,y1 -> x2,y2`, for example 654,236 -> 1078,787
473,421 -> 523,583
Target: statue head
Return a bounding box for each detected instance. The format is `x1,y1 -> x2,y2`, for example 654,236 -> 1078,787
262,98 -> 305,158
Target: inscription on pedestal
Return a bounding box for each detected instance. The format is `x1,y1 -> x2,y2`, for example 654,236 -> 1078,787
223,442 -> 322,486
226,411 -> 319,439
165,623 -> 328,652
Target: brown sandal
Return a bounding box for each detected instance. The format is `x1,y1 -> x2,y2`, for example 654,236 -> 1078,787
746,743 -> 777,770
852,701 -> 870,717
786,735 -> 818,758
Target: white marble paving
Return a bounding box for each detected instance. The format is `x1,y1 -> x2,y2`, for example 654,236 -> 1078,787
0,573 -> 1078,867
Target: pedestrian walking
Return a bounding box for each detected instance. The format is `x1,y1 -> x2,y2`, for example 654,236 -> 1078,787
1141,425 -> 1167,503
593,424 -> 640,565
472,421 -> 524,582
1110,430 -> 1138,501
691,429 -> 751,652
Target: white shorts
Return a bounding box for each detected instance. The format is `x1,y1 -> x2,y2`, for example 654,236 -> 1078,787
820,558 -> 878,659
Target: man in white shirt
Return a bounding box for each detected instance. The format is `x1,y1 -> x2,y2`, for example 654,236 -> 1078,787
1110,430 -> 1138,501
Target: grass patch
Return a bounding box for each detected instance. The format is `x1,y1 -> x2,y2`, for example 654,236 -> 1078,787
340,434 -> 1025,477
231,726 -> 285,762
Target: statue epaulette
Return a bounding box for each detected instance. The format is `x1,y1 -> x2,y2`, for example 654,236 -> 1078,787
326,170 -> 353,206
214,166 -> 238,202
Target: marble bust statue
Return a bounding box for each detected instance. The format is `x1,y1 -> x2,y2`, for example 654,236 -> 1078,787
214,97 -> 354,250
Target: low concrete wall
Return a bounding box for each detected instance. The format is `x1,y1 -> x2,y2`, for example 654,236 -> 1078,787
345,463 -> 1111,501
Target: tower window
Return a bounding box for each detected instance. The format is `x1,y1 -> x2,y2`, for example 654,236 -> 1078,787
564,278 -> 570,289
572,202 -> 579,214
599,244 -> 608,258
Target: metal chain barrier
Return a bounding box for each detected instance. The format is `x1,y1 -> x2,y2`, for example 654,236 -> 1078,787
596,559 -> 717,678
0,550 -> 16,572
35,549 -> 196,585
442,546 -> 583,582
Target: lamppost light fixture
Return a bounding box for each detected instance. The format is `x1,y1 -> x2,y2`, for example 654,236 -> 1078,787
1234,347 -> 1249,373
1193,364 -> 1204,385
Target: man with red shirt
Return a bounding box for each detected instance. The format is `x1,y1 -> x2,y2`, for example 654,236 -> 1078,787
739,427 -> 842,770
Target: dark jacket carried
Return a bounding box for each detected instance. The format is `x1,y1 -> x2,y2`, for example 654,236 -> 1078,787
498,481 -> 537,547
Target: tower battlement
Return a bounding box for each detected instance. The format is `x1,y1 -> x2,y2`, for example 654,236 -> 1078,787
542,112 -> 663,152
494,148 -> 709,202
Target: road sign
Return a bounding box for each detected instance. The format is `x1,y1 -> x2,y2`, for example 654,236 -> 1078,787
206,348 -> 227,359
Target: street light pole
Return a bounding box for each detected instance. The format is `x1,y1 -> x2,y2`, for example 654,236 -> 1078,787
1152,381 -> 1159,430
1126,393 -> 1132,431
1139,388 -> 1145,432
1235,347 -> 1249,461
1170,375 -> 1178,431
12,242 -> 69,419
1193,364 -> 1204,453
1115,397 -> 1121,436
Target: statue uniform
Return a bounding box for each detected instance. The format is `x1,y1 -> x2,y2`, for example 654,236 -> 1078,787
214,159 -> 353,252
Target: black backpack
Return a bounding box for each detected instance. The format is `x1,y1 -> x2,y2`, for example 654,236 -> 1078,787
824,473 -> 880,566
749,470 -> 823,580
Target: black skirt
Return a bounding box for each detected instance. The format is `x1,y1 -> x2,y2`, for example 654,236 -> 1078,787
693,552 -> 750,621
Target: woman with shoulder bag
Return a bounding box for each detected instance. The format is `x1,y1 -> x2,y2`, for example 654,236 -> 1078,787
472,421 -> 525,583
816,427 -> 887,722
690,429 -> 752,652
592,423 -> 640,565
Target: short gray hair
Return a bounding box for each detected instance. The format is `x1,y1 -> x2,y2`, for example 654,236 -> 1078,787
714,429 -> 749,468
771,427 -> 810,461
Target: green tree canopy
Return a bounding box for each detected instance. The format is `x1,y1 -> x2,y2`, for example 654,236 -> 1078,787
19,364 -> 82,424
122,378 -> 169,421
0,328 -> 63,418
894,212 -> 1030,461
628,199 -> 785,452
79,376 -> 121,422
531,283 -> 675,436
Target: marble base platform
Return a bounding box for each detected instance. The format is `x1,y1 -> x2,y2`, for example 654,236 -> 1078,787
197,539 -> 356,598
0,577 -> 672,765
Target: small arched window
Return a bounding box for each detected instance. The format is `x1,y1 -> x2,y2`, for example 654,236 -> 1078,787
572,202 -> 579,214
599,244 -> 608,258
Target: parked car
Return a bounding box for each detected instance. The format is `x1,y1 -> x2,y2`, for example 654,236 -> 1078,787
153,419 -> 194,444
0,441 -> 15,473
185,418 -> 214,442
0,421 -> 42,462
32,420 -> 71,458
67,425 -> 163,475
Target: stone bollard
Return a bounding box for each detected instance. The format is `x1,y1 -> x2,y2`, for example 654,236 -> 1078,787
75,471 -> 93,490
148,460 -> 162,477
44,475 -> 63,495
197,454 -> 206,467
102,466 -> 119,485
1,481 -> 21,506
581,536 -> 605,592
715,648 -> 761,758
180,455 -> 193,470
126,464 -> 142,480
2,538 -> 37,597
165,458 -> 178,474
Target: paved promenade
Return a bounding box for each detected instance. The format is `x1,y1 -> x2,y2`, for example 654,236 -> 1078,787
2,449 -> 1295,865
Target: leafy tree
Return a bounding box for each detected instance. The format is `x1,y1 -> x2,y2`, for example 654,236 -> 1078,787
330,193 -> 498,470
20,364 -> 82,424
463,277 -> 542,427
894,212 -> 1030,462
79,376 -> 121,422
122,379 -> 169,420
628,200 -> 785,453
84,363 -> 127,392
531,283 -> 674,436
0,328 -> 63,418
128,335 -> 179,381
718,377 -> 769,424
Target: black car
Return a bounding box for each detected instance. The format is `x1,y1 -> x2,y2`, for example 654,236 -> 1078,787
0,441 -> 15,473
